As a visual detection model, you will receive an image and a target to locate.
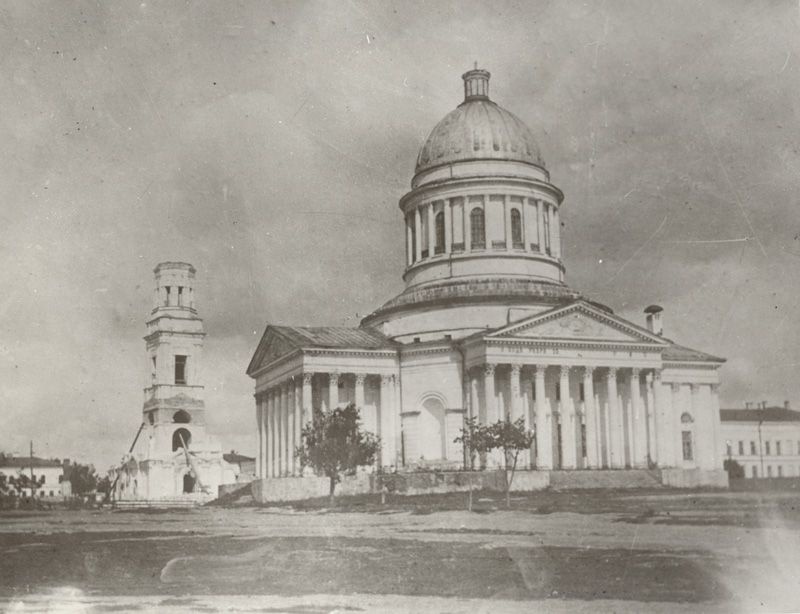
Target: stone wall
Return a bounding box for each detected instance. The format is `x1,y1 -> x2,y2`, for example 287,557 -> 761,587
251,470 -> 549,503
660,468 -> 729,488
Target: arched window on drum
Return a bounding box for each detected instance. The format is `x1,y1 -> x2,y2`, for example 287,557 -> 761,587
511,208 -> 523,248
470,207 -> 485,249
434,211 -> 445,254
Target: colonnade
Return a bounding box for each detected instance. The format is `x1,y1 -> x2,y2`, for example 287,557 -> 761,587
466,363 -> 708,470
255,371 -> 399,478
405,194 -> 560,266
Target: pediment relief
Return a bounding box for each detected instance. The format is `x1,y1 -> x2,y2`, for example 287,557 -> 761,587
492,304 -> 665,345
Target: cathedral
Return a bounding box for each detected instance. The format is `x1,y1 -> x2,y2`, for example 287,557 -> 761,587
247,68 -> 727,489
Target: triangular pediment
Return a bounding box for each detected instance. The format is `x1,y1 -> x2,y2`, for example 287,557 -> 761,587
488,301 -> 669,345
246,327 -> 302,376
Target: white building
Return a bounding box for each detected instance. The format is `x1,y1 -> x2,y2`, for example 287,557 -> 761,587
247,68 -> 728,489
0,456 -> 70,499
113,263 -> 232,503
721,403 -> 800,478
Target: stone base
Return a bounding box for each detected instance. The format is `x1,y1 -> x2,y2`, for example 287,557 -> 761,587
660,468 -> 729,488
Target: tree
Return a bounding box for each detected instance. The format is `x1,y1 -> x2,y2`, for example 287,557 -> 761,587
9,473 -> 45,498
490,418 -> 535,508
296,403 -> 381,504
455,417 -> 534,509
724,458 -> 745,480
64,462 -> 99,495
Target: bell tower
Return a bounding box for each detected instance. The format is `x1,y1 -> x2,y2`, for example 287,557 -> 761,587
143,262 -> 207,454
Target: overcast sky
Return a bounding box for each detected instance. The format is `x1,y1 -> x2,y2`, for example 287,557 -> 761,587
1,1 -> 799,469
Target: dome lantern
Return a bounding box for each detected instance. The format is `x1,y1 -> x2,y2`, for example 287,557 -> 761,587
462,66 -> 490,102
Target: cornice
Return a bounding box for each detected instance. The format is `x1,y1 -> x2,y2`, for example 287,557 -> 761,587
400,174 -> 563,209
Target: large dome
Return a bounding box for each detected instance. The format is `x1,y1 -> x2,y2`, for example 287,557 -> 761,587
415,69 -> 545,175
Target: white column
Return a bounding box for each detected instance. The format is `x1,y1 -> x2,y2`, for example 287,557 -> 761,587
405,215 -> 413,266
503,195 -> 512,250
552,206 -> 561,258
287,380 -> 296,475
355,373 -> 368,431
444,199 -> 452,254
509,363 -> 522,421
560,366 -> 576,469
302,372 -> 313,426
414,207 -> 422,261
294,378 -> 302,472
329,371 -> 340,410
653,372 -> 672,466
267,388 -> 276,477
256,399 -> 264,479
631,369 -> 646,467
464,201 -> 472,252
392,374 -> 402,467
276,384 -> 284,476
534,365 -> 551,469
483,363 -> 496,423
380,374 -> 393,467
427,202 -> 435,255
607,368 -> 623,468
710,383 -> 721,470
536,200 -> 544,252
645,371 -> 657,464
583,367 -> 598,469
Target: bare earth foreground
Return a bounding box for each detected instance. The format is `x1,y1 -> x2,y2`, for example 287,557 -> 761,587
1,489 -> 800,613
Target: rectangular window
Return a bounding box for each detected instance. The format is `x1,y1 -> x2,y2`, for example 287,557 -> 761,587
174,355 -> 187,385
778,465 -> 783,477
776,441 -> 782,456
766,441 -> 771,456
738,441 -> 744,455
579,383 -> 585,402
682,431 -> 693,461
752,465 -> 758,478
726,442 -> 732,457
177,286 -> 184,306
750,441 -> 757,455
767,465 -> 773,477
555,382 -> 560,402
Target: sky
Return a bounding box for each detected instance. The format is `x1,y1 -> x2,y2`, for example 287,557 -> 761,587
1,1 -> 799,470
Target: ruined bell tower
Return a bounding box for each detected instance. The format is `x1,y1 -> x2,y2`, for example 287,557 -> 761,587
143,262 -> 207,455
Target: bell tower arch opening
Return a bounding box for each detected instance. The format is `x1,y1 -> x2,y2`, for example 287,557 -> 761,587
172,428 -> 191,451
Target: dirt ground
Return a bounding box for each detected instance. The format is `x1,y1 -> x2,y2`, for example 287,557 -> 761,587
1,488 -> 799,613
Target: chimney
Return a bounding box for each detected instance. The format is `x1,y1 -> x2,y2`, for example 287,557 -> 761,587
785,400 -> 790,410
644,305 -> 664,336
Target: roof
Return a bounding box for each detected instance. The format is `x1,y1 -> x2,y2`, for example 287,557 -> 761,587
415,71 -> 544,175
363,278 -> 580,325
247,324 -> 398,376
271,326 -> 397,350
223,453 -> 255,464
720,408 -> 800,423
0,456 -> 62,469
662,341 -> 725,363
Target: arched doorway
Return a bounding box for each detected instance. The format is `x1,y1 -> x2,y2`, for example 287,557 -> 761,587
172,428 -> 191,451
182,472 -> 196,493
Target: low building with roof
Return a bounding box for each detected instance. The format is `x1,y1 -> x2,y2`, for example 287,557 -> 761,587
0,456 -> 71,498
246,68 -> 728,494
720,403 -> 800,478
